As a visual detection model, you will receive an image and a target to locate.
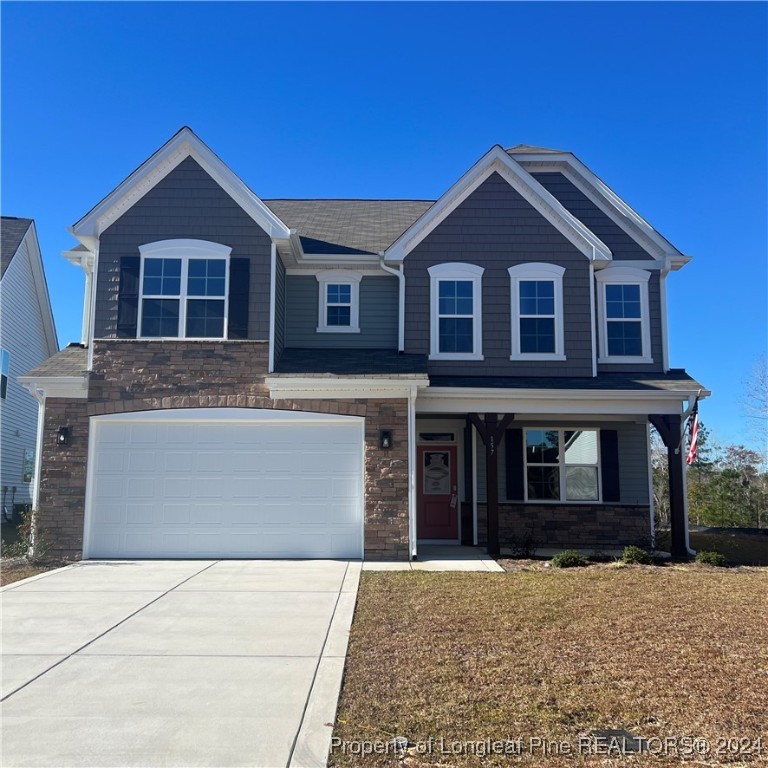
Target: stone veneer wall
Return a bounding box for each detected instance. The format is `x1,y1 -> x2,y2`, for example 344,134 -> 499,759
471,503 -> 652,551
38,340 -> 410,561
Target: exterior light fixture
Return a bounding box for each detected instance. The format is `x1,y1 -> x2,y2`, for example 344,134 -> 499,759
57,427 -> 70,446
379,430 -> 393,450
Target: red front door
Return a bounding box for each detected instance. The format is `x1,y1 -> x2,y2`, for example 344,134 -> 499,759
417,445 -> 458,540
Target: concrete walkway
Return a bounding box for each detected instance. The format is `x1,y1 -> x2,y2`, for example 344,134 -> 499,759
1,559 -> 360,768
364,545 -> 504,572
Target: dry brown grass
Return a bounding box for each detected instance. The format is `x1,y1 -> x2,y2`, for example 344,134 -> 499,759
0,559 -> 62,586
331,569 -> 768,766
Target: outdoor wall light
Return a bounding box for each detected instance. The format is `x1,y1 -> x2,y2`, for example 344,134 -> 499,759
379,430 -> 393,450
57,427 -> 70,446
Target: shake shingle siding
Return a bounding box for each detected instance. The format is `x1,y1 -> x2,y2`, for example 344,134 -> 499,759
285,275 -> 399,348
404,172 -> 593,377
94,157 -> 272,340
530,172 -> 655,261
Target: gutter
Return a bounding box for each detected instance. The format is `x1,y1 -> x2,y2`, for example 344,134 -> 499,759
379,255 -> 405,352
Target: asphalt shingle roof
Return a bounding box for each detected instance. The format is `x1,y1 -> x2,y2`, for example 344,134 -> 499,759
1,217 -> 33,278
274,349 -> 428,376
23,345 -> 88,377
264,200 -> 433,254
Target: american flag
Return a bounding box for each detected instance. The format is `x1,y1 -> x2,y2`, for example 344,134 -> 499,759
686,398 -> 700,465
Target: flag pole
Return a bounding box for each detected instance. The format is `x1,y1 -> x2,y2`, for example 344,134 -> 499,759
677,389 -> 702,453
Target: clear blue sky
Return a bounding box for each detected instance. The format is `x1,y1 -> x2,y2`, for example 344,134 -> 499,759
2,2 -> 766,449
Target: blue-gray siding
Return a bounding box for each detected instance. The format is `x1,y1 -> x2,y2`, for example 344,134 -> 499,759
474,421 -> 649,505
404,172 -> 594,377
285,275 -> 399,349
530,173 -> 655,261
94,157 -> 272,340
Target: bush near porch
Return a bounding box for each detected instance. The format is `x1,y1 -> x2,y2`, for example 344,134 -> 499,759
331,569 -> 767,766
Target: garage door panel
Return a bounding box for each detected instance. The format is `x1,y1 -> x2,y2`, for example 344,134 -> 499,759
87,411 -> 364,559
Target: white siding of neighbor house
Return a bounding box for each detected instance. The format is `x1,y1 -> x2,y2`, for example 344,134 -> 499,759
0,235 -> 55,505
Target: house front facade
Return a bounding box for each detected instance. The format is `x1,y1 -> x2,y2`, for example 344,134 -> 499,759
20,129 -> 707,561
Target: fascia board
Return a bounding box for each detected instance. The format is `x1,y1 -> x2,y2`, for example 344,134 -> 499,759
24,222 -> 59,356
384,146 -> 611,262
515,152 -> 692,265
266,376 -> 428,400
72,128 -> 290,241
18,375 -> 88,399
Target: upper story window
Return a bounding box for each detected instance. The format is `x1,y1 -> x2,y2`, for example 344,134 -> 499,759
595,267 -> 652,364
0,348 -> 9,399
138,240 -> 231,339
316,271 -> 362,333
525,428 -> 600,502
428,263 -> 484,361
508,263 -> 565,361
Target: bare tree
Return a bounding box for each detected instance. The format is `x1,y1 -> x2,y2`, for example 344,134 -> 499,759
742,355 -> 768,453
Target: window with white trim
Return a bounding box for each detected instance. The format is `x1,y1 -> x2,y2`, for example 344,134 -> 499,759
596,267 -> 652,363
525,428 -> 601,502
316,271 -> 362,333
508,263 -> 565,360
138,240 -> 231,339
428,263 -> 484,360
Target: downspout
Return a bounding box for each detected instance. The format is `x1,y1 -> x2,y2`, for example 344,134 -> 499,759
268,242 -> 277,373
379,255 -> 405,352
660,258 -> 671,372
81,257 -> 93,346
86,241 -> 100,372
30,387 -> 46,555
408,384 -> 417,559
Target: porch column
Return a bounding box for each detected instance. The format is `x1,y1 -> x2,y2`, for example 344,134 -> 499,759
469,413 -> 514,556
649,414 -> 688,559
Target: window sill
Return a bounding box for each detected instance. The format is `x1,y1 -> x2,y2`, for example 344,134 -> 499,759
598,356 -> 653,365
316,327 -> 361,334
429,353 -> 484,361
510,353 -> 566,362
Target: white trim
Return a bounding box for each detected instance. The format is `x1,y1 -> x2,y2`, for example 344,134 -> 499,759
378,257 -> 405,352
315,271 -> 362,334
646,422 -> 656,547
269,242 -> 276,374
71,127 -> 291,241
512,153 -> 691,268
286,267 -> 390,277
428,263 -> 484,361
18,375 -> 88,400
266,376 -> 428,401
63,246 -> 96,347
416,386 -> 709,417
385,146 -> 612,262
29,388 -> 46,511
137,240 -> 231,340
408,385 -> 418,560
595,267 -> 653,364
660,261 -> 671,372
87,241 -> 99,371
508,263 -> 565,361
589,261 -> 597,377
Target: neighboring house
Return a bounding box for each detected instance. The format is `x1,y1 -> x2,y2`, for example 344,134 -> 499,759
20,128 -> 707,561
0,217 -> 58,518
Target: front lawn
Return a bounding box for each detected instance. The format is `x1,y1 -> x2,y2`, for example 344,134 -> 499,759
331,569 -> 767,766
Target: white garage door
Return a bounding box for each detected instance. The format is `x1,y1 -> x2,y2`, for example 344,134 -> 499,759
85,408 -> 364,559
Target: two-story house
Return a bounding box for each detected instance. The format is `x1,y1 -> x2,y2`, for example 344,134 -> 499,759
20,128 -> 707,562
1,217 -> 58,521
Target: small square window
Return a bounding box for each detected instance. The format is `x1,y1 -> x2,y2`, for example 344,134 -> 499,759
316,273 -> 361,333
0,348 -> 9,400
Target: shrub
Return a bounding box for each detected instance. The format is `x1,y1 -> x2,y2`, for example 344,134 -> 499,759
551,549 -> 589,568
621,545 -> 654,565
696,550 -> 728,567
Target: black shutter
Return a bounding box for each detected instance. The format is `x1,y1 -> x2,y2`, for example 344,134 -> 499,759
505,428 -> 525,501
228,258 -> 250,339
600,429 -> 621,502
116,256 -> 140,338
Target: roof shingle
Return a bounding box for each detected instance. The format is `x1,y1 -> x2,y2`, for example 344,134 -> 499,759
1,217 -> 33,278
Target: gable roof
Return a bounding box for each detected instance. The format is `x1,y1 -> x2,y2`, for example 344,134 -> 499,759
1,217 -> 33,278
384,146 -> 613,262
264,199 -> 433,255
507,147 -> 690,268
71,127 -> 291,247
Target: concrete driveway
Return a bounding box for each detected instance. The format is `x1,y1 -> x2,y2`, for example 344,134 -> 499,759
1,559 -> 360,768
